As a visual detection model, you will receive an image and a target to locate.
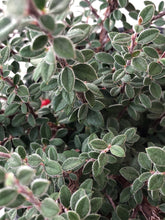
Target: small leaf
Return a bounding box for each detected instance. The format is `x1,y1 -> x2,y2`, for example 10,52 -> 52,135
17,166 -> 34,185
81,49 -> 94,62
40,123 -> 52,139
120,166 -> 139,181
28,154 -> 42,167
139,4 -> 155,24
113,33 -> 131,45
149,82 -> 162,99
53,36 -> 75,59
40,14 -> 55,31
0,188 -> 18,206
45,159 -> 62,176
62,157 -> 85,171
114,54 -> 126,66
110,145 -> 125,157
5,103 -> 19,116
60,185 -> 71,208
31,179 -> 50,196
73,64 -> 97,82
20,45 -> 44,58
132,57 -> 147,71
85,91 -> 95,107
91,197 -> 103,213
78,104 -> 88,121
125,84 -> 134,98
139,94 -> 151,108
117,0 -> 128,7
138,152 -> 152,170
70,189 -> 86,210
68,211 -> 80,220
148,174 -> 164,190
95,52 -> 114,64
17,85 -> 29,97
138,28 -> 160,44
111,134 -> 126,146
75,195 -> 90,218
143,46 -> 159,58
49,0 -> 71,14
90,139 -> 108,151
0,166 -> 6,183
33,0 -> 46,10
148,62 -> 162,76
146,147 -> 165,166
31,34 -> 48,51
61,67 -> 75,92
124,127 -> 136,142
41,198 -> 59,218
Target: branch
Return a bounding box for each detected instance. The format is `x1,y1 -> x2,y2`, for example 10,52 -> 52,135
105,194 -> 116,210
152,10 -> 165,22
84,0 -> 100,19
0,152 -> 11,159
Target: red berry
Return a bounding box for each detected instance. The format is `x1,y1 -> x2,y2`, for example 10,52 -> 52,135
41,99 -> 51,107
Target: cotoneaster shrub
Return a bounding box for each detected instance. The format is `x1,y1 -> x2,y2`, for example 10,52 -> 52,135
0,0 -> 165,219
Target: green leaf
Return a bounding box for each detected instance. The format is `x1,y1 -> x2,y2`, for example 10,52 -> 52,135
120,187 -> 131,203
148,62 -> 162,76
8,152 -> 22,167
131,178 -> 144,194
0,46 -> 10,64
17,85 -> 29,97
138,28 -> 160,44
78,103 -> 88,121
149,82 -> 162,99
132,57 -> 147,72
31,35 -> 48,51
153,33 -> 165,45
0,166 -> 5,183
16,166 -> 34,185
75,195 -> 90,218
160,116 -> 165,127
27,113 -> 36,127
53,36 -> 75,59
120,167 -> 139,181
146,147 -> 165,166
5,103 -> 19,116
0,188 -> 18,206
60,185 -> 71,208
31,179 -> 50,196
113,33 -> 131,45
160,58 -> 165,66
95,52 -> 114,64
0,17 -> 18,41
52,92 -> 66,112
91,197 -> 103,213
110,145 -> 125,157
139,94 -> 151,108
114,54 -> 126,66
111,134 -> 126,146
85,91 -> 95,107
143,46 -> 159,58
90,139 -> 108,151
49,0 -> 71,14
61,67 -> 75,92
70,188 -> 86,210
148,174 -> 164,190
40,123 -> 52,139
28,154 -> 42,167
116,205 -> 129,220
45,159 -> 62,176
84,214 -> 100,220
33,0 -> 46,10
41,198 -> 59,218
73,64 -> 97,82
81,49 -> 94,62
12,113 -> 26,127
117,0 -> 128,7
67,24 -> 91,44
20,45 -> 44,58
113,9 -> 122,20
138,152 -> 152,170
40,14 -> 55,31
139,4 -> 155,24
68,211 -> 80,220
124,127 -> 136,142
62,157 -> 85,171
0,126 -> 5,141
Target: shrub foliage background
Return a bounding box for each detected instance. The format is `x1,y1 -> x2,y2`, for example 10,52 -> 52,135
0,0 -> 165,219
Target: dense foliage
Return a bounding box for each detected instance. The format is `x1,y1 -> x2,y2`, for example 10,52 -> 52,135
0,0 -> 165,219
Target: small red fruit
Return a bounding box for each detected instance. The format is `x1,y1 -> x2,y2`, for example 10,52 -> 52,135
41,99 -> 51,108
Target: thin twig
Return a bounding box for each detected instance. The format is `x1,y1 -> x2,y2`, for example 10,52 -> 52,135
84,0 -> 100,19
152,10 -> 165,22
105,194 -> 116,210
